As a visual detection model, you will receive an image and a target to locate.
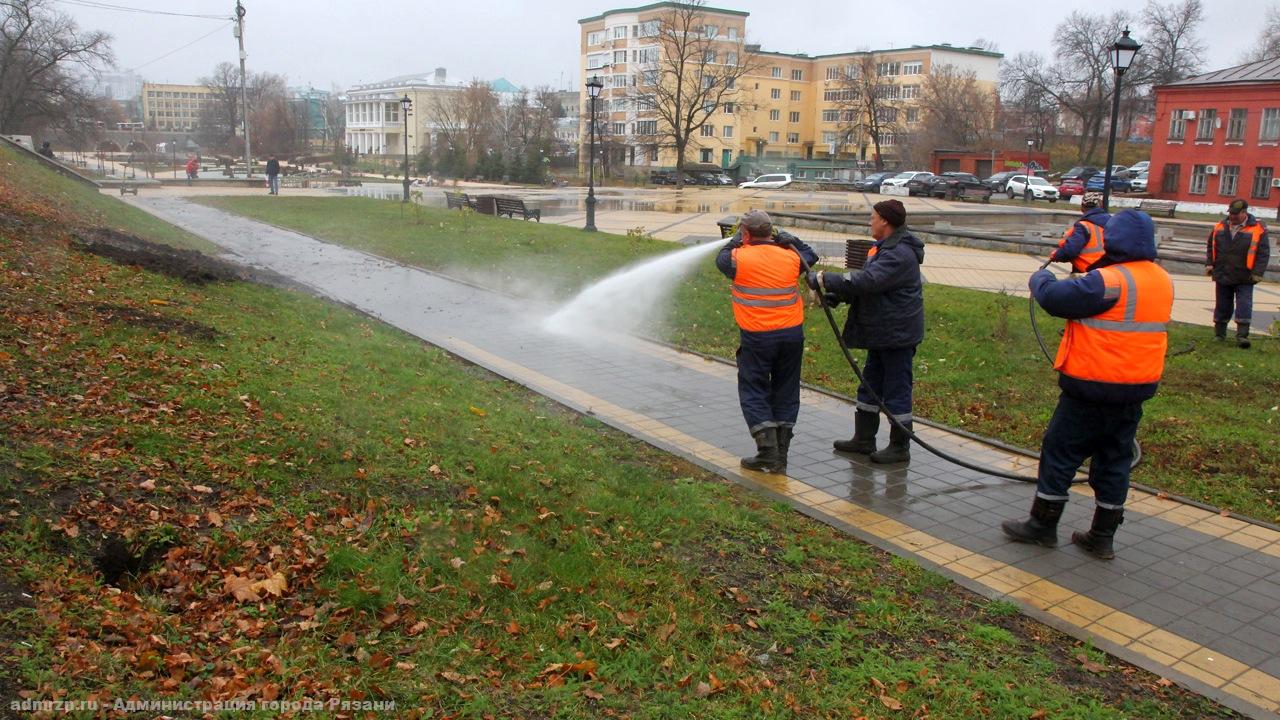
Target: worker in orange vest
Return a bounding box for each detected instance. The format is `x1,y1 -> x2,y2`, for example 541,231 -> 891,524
1207,198 -> 1270,348
1052,191 -> 1110,272
1003,210 -> 1174,560
716,210 -> 818,473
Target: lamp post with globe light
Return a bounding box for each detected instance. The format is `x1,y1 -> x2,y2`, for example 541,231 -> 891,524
1102,29 -> 1141,211
401,95 -> 412,202
584,75 -> 603,232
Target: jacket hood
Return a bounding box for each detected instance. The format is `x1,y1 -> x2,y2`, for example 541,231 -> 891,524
881,227 -> 925,262
1081,207 -> 1111,225
1102,210 -> 1157,262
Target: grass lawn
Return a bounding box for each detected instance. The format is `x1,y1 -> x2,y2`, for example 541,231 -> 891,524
198,195 -> 1280,524
0,129 -> 1242,719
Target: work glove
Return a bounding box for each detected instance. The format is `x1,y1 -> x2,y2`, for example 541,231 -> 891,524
772,231 -> 793,248
1048,250 -> 1061,262
805,270 -> 823,292
821,292 -> 842,309
1252,274 -> 1264,283
726,233 -> 743,249
1204,265 -> 1214,276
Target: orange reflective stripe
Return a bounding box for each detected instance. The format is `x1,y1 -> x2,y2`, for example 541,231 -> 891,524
866,245 -> 879,258
1055,262 -> 1173,385
730,244 -> 804,332
1246,225 -> 1263,270
1058,220 -> 1105,273
1211,222 -> 1226,263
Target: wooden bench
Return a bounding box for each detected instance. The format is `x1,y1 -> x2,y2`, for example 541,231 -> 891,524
1138,198 -> 1177,217
443,190 -> 471,210
494,196 -> 541,221
957,186 -> 992,204
336,179 -> 362,187
119,184 -> 137,196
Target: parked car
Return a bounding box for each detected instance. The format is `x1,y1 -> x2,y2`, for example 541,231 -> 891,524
1109,165 -> 1129,178
1085,173 -> 1132,192
982,170 -> 1020,193
881,170 -> 933,194
1129,171 -> 1149,193
1006,175 -> 1060,201
926,171 -> 992,200
853,171 -> 897,192
649,171 -> 676,185
695,172 -> 733,186
1126,161 -> 1150,178
1062,166 -> 1103,182
1057,176 -> 1086,200
739,173 -> 793,189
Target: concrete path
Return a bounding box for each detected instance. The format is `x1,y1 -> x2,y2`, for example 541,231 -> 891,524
126,195 -> 1280,718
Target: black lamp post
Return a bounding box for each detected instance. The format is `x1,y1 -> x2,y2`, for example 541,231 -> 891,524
584,74 -> 603,232
1024,138 -> 1034,202
1102,28 -> 1141,211
401,94 -> 412,202
172,138 -> 178,179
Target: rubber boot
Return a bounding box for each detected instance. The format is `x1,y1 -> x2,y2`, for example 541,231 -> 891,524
741,428 -> 784,473
1237,322 -> 1251,349
833,410 -> 879,454
1072,506 -> 1124,560
869,421 -> 911,464
1213,321 -> 1227,341
1001,497 -> 1066,547
776,426 -> 794,467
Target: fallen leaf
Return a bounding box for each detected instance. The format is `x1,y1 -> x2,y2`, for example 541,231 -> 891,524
192,485 -> 213,494
583,688 -> 605,701
1029,710 -> 1048,719
206,511 -> 223,527
449,557 -> 466,569
223,574 -> 259,602
138,478 -> 156,491
879,694 -> 903,710
604,637 -> 625,650
148,299 -> 169,306
469,406 -> 487,417
252,572 -> 288,597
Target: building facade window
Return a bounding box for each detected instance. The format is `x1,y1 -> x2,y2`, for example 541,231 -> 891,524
703,24 -> 718,38
1161,163 -> 1181,192
614,50 -> 627,64
1251,167 -> 1273,198
635,120 -> 657,135
791,69 -> 803,81
822,109 -> 839,122
1260,108 -> 1280,142
791,90 -> 801,101
723,125 -> 733,137
701,148 -> 712,162
725,51 -> 737,65
723,102 -> 734,113
1227,109 -> 1247,141
823,89 -> 855,102
727,27 -> 738,41
877,61 -> 900,77
1189,165 -> 1209,194
1168,110 -> 1186,140
768,131 -> 779,142
906,108 -> 919,123
787,132 -> 799,143
1196,109 -> 1217,141
611,122 -> 625,135
587,31 -> 604,45
587,53 -> 609,69
902,84 -> 920,99
902,61 -> 922,75
769,109 -> 780,120
700,124 -> 714,137
788,111 -> 800,122
771,66 -> 782,78
822,130 -> 837,143
825,66 -> 841,80
876,107 -> 897,123
770,88 -> 781,99
612,25 -> 627,39
1220,165 -> 1240,196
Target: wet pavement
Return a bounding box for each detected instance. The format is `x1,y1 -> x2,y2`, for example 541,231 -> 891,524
124,195 -> 1280,718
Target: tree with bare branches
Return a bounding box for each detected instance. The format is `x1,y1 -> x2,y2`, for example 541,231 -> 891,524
1241,4 -> 1280,63
834,54 -> 902,170
1136,0 -> 1206,88
897,64 -> 998,166
632,0 -> 759,188
0,0 -> 113,135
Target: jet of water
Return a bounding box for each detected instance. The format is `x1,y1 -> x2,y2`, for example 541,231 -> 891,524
542,240 -> 723,339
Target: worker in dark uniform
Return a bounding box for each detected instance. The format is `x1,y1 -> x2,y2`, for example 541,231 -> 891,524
1003,210 -> 1174,559
1207,198 -> 1270,348
1054,191 -> 1110,272
806,199 -> 924,464
716,210 -> 819,473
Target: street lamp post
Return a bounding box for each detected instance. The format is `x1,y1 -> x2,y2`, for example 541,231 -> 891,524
584,74 -> 603,232
1024,138 -> 1034,202
172,139 -> 177,179
1102,28 -> 1142,211
401,95 -> 412,203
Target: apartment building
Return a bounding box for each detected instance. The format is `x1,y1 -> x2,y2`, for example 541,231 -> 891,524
1150,58 -> 1280,209
141,83 -> 216,132
577,2 -> 1000,176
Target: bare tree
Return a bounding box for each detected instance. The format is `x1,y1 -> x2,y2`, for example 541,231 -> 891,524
247,73 -> 295,156
322,86 -> 345,155
632,0 -> 760,188
1241,4 -> 1280,63
426,80 -> 498,177
0,0 -> 113,135
834,54 -> 902,170
1136,0 -> 1206,88
198,62 -> 241,145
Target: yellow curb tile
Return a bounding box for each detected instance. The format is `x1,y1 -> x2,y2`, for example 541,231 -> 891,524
981,565 -> 1039,591
1126,644 -> 1181,668
978,576 -> 1023,595
1095,611 -> 1155,641
1260,543 -> 1280,559
1053,594 -> 1112,623
1135,628 -> 1201,660
1008,580 -> 1076,610
1186,520 -> 1233,538
893,530 -> 943,552
1240,523 -> 1279,540
1181,648 -> 1251,683
917,542 -> 973,564
945,559 -> 986,580
795,488 -> 840,506
862,518 -> 912,539
917,549 -> 956,567
1222,683 -> 1280,713
952,553 -> 1005,577
821,504 -> 882,528
1222,530 -> 1271,550
1172,660 -> 1228,689
1087,624 -> 1132,646
1007,587 -> 1056,610
1045,605 -> 1092,629
1232,669 -> 1280,708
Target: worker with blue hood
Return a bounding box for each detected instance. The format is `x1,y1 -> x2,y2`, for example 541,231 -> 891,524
1002,210 -> 1174,560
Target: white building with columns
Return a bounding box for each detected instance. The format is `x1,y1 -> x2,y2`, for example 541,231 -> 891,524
343,68 -> 464,157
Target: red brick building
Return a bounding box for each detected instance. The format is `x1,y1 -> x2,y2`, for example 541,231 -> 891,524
930,149 -> 1051,178
1151,58 -> 1280,210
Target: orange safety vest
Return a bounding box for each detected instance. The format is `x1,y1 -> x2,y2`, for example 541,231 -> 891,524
1211,221 -> 1265,270
1058,219 -> 1106,273
1054,261 -> 1173,386
730,243 -> 803,332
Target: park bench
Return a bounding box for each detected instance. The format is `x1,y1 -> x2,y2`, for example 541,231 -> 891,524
494,196 -> 541,222
336,178 -> 362,187
1138,198 -> 1177,218
948,185 -> 992,203
119,183 -> 137,196
444,190 -> 471,210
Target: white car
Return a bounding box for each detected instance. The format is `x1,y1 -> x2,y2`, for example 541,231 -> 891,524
738,173 -> 793,189
1127,161 -> 1150,177
1006,175 -> 1060,201
880,170 -> 933,194
1130,171 -> 1149,193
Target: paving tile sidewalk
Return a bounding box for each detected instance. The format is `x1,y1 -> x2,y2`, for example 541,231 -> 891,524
130,196 -> 1280,719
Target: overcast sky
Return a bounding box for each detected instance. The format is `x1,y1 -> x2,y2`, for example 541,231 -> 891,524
57,0 -> 1270,90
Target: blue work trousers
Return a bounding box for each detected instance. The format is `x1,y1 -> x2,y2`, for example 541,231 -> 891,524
1036,392 -> 1143,509
855,347 -> 916,420
1213,282 -> 1254,323
736,327 -> 804,433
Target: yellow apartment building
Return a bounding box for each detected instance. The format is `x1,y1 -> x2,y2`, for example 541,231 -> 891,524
578,2 -> 1001,177
141,83 -> 217,132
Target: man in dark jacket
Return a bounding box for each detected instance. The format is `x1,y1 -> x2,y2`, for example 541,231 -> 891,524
806,199 -> 925,464
1053,191 -> 1110,272
716,211 -> 819,472
1207,198 -> 1270,348
266,155 -> 281,195
1003,210 -> 1174,559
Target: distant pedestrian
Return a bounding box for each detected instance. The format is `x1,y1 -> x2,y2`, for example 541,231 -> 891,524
185,155 -> 198,184
1207,199 -> 1269,348
266,155 -> 281,195
38,141 -> 54,159
1053,191 -> 1110,273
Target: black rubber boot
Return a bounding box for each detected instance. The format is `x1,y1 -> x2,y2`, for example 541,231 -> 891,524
776,426 -> 794,467
834,410 -> 879,454
869,421 -> 911,464
1213,321 -> 1227,341
1002,497 -> 1066,547
741,428 -> 784,473
1072,507 -> 1125,560
1237,322 -> 1251,349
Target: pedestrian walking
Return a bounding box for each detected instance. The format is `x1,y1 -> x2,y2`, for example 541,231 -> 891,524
1207,199 -> 1269,348
1053,191 -> 1110,273
1003,210 -> 1174,559
37,141 -> 54,159
716,210 -> 819,473
266,155 -> 281,195
185,155 -> 199,184
806,199 -> 924,464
